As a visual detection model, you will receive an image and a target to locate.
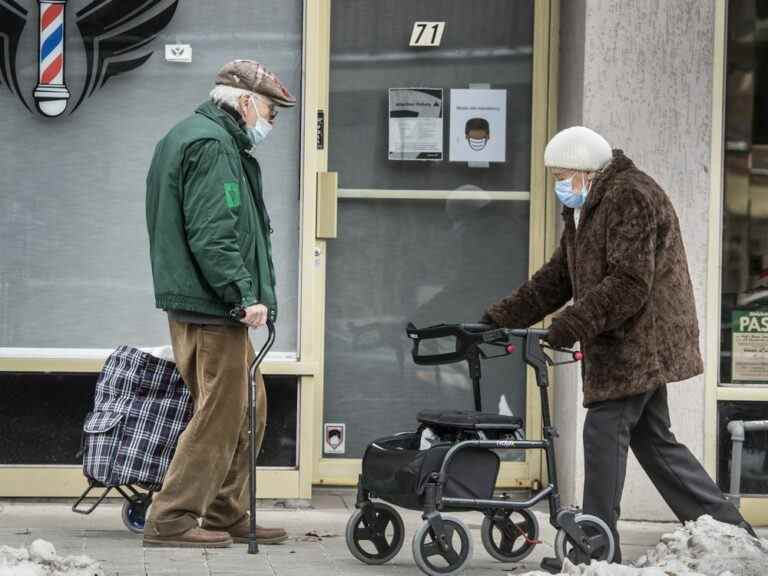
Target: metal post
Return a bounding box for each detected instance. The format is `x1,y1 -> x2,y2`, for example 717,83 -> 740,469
726,420 -> 744,507
726,419 -> 768,507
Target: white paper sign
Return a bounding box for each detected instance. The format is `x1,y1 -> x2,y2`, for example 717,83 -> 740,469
449,89 -> 507,163
388,88 -> 443,161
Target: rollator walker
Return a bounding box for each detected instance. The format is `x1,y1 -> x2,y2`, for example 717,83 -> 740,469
345,322 -> 616,575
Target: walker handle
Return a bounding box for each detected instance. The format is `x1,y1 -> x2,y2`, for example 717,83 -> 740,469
406,322 -> 485,365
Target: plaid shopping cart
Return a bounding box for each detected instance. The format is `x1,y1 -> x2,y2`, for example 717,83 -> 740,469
73,345 -> 192,533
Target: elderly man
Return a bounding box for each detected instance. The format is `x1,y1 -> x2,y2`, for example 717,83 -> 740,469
144,60 -> 295,548
482,126 -> 756,564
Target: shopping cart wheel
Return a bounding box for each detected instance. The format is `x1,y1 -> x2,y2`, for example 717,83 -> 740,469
122,495 -> 151,534
480,508 -> 539,563
554,513 -> 615,565
412,515 -> 473,576
345,502 -> 404,565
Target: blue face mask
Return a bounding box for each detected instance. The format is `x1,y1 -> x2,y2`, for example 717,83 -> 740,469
246,116 -> 272,147
555,177 -> 588,209
244,95 -> 273,146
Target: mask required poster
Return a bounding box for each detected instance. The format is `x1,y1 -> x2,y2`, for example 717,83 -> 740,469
449,88 -> 506,163
388,88 -> 443,161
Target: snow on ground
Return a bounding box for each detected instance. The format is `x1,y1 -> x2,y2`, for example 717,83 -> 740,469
520,515 -> 768,576
0,539 -> 102,576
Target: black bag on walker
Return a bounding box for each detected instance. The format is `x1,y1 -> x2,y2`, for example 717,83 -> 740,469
82,346 -> 192,491
361,432 -> 500,510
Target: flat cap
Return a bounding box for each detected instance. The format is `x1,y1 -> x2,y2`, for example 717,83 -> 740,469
215,59 -> 296,107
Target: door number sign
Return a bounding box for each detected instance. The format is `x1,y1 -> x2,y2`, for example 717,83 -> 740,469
409,22 -> 445,47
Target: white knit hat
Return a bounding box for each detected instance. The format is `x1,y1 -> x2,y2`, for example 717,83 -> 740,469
544,126 -> 612,171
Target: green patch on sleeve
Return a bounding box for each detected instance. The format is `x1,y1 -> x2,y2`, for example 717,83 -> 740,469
224,181 -> 241,209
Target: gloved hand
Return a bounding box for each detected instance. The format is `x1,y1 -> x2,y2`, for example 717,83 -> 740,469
545,316 -> 579,349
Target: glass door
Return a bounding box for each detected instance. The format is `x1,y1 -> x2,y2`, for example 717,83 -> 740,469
320,0 -> 549,487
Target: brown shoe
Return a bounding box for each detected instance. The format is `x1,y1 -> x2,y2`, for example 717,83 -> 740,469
204,517 -> 288,545
143,526 -> 233,548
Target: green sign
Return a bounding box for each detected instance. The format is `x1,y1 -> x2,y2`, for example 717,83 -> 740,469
731,310 -> 768,382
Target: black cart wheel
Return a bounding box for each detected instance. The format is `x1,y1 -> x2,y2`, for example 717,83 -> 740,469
345,502 -> 405,565
480,508 -> 539,563
554,513 -> 615,565
412,516 -> 473,576
122,495 -> 151,534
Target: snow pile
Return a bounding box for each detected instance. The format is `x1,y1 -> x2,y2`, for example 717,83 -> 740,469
518,515 -> 768,576
634,515 -> 767,575
0,539 -> 103,576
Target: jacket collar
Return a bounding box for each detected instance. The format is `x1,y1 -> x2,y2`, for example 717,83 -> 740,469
195,100 -> 252,152
560,149 -> 634,219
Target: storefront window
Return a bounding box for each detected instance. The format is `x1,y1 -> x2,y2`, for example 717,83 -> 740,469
718,1 -> 768,497
0,373 -> 297,466
0,0 -> 303,355
721,0 -> 768,385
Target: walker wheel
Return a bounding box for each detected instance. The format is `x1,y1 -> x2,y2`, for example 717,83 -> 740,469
554,513 -> 615,565
122,494 -> 151,534
412,515 -> 473,576
345,502 -> 404,565
480,508 -> 539,562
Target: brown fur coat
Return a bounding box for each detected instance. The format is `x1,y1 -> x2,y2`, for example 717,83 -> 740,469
485,150 -> 704,405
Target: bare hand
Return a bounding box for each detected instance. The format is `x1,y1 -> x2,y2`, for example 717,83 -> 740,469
241,304 -> 268,328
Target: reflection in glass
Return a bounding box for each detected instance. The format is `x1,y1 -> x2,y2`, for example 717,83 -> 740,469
324,0 -> 534,458
720,1 -> 768,384
0,0 -> 303,353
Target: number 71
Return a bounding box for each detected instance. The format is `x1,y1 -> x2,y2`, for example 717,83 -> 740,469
410,22 -> 445,47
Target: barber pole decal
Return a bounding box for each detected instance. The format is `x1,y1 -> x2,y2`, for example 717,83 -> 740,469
1,0 -> 179,117
34,0 -> 70,117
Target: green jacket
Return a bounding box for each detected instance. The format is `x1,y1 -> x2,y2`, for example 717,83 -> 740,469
146,101 -> 277,320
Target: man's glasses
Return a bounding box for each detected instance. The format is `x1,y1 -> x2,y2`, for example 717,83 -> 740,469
251,95 -> 278,121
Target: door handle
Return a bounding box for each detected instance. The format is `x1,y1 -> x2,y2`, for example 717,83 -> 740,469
316,171 -> 338,239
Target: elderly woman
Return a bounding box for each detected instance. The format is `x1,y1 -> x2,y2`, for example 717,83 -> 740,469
144,60 -> 294,548
482,126 -> 756,565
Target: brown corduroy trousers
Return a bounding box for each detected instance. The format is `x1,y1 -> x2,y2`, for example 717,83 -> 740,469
146,320 -> 267,536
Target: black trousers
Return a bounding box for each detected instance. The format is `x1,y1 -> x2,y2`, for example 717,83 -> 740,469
582,384 -> 747,562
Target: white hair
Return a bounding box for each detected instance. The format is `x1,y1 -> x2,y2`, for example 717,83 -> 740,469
209,84 -> 252,110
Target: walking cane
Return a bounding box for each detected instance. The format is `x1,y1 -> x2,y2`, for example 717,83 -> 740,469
230,308 -> 276,555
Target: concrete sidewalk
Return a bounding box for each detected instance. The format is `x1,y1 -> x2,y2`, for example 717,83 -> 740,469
0,490 -> 762,576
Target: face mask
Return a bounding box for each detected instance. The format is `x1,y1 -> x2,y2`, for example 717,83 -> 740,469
244,96 -> 273,146
555,176 -> 588,209
247,117 -> 272,146
467,137 -> 488,151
